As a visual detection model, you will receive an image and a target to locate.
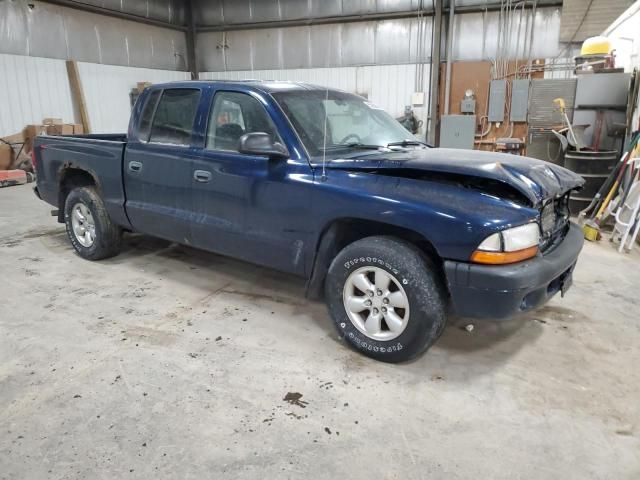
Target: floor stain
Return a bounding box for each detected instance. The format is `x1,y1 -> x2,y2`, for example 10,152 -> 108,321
283,392 -> 308,408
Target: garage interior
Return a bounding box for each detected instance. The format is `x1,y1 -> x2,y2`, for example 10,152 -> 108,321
1,0 -> 640,478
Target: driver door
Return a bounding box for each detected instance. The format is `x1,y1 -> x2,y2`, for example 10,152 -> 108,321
189,90 -> 284,261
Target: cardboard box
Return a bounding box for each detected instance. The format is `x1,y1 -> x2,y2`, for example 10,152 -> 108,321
72,123 -> 84,135
42,117 -> 63,125
22,124 -> 48,154
24,124 -> 47,139
1,131 -> 26,144
47,124 -> 74,135
137,82 -> 152,92
0,144 -> 13,170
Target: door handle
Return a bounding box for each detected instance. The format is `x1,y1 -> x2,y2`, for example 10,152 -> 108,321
128,161 -> 143,172
193,170 -> 212,183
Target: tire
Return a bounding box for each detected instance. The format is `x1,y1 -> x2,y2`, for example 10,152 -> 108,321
64,186 -> 122,260
325,236 -> 446,363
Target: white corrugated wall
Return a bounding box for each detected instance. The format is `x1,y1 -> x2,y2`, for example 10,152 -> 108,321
0,54 -> 75,137
0,53 -> 189,137
200,64 -> 431,134
78,63 -> 189,134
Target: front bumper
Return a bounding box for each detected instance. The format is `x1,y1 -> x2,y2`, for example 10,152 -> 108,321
444,222 -> 584,319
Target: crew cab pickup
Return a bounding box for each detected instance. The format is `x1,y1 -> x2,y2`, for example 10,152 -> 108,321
33,80 -> 584,362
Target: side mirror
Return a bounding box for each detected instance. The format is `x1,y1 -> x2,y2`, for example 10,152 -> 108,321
238,132 -> 289,159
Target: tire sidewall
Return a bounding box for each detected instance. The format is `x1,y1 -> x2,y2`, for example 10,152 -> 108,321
64,188 -> 104,259
326,238 -> 445,362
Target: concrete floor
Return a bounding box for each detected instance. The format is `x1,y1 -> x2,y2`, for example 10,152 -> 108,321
1,183 -> 639,479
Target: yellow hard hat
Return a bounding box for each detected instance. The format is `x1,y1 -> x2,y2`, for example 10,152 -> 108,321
580,36 -> 612,56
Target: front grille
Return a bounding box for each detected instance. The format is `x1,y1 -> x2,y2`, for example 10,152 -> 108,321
539,194 -> 570,251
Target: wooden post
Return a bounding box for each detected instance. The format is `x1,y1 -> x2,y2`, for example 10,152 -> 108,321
65,60 -> 91,134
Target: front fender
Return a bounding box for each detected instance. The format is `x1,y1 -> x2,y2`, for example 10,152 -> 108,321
311,169 -> 538,261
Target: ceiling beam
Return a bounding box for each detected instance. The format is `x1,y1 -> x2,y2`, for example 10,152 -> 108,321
39,0 -> 187,32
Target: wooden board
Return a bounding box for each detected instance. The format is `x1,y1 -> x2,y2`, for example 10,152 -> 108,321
66,60 -> 91,134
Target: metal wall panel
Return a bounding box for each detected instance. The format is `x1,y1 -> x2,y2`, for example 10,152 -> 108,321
193,0 -> 225,25
281,27 -> 311,69
193,0 -> 424,25
251,29 -> 283,70
453,7 -> 562,61
0,53 -> 189,137
196,32 -> 227,71
197,7 -> 559,71
0,1 -> 187,70
277,0 -> 312,21
342,0 -> 378,15
198,16 -> 434,71
68,0 -> 186,24
0,53 -> 75,137
309,24 -> 343,68
222,0 -> 253,23
311,0 -> 342,18
375,19 -> 413,64
223,30 -> 255,70
342,22 -> 376,65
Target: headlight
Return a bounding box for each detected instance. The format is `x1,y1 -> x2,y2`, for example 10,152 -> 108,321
471,223 -> 540,264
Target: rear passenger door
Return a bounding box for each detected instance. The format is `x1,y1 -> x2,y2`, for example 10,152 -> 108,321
124,88 -> 201,244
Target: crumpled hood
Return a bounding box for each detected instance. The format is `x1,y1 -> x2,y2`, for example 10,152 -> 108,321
319,147 -> 585,206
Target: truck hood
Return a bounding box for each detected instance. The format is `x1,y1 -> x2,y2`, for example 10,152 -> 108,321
318,147 -> 584,206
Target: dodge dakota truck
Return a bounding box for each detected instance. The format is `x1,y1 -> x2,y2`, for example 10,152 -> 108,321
33,80 -> 585,362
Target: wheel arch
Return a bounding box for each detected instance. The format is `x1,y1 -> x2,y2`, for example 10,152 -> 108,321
57,167 -> 99,223
305,217 -> 444,299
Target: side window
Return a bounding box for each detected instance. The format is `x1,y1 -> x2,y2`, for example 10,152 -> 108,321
149,89 -> 201,146
137,89 -> 161,142
206,91 -> 281,152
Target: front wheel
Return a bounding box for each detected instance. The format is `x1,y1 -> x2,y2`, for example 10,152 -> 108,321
325,236 -> 446,363
64,186 -> 122,260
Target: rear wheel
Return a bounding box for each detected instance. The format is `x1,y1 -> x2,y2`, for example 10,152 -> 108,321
64,186 -> 122,260
325,236 -> 446,362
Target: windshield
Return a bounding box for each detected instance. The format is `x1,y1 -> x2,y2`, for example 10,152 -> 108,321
272,90 -> 417,157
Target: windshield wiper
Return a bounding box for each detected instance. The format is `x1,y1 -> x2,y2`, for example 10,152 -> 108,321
386,139 -> 431,148
323,142 -> 384,150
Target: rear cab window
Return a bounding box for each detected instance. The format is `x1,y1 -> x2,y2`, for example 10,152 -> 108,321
137,89 -> 161,141
139,88 -> 201,146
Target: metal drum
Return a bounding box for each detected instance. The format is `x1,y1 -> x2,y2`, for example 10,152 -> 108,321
563,150 -> 618,213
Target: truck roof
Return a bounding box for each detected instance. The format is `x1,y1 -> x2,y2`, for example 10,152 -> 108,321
149,79 -> 337,94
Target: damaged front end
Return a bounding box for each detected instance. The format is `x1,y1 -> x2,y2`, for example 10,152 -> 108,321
318,147 -> 585,210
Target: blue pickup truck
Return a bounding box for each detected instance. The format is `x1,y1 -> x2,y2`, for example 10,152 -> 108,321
33,80 -> 584,362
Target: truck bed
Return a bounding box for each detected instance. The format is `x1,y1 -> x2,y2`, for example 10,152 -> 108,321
33,133 -> 130,228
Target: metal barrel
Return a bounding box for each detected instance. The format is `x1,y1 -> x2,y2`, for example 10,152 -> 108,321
563,150 -> 618,213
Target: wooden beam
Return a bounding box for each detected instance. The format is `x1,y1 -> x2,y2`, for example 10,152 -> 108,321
65,60 -> 91,134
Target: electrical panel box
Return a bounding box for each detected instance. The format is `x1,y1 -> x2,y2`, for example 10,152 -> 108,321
411,91 -> 425,106
488,79 -> 506,122
460,98 -> 476,113
439,115 -> 476,150
510,79 -> 530,122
